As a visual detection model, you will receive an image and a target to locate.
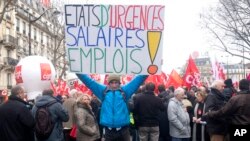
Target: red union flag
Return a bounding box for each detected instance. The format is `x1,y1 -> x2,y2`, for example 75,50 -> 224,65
15,65 -> 23,84
165,69 -> 183,89
40,63 -> 51,81
90,74 -> 101,82
182,56 -> 201,89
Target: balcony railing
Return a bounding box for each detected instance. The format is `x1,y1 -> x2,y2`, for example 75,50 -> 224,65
2,35 -> 18,49
4,57 -> 19,66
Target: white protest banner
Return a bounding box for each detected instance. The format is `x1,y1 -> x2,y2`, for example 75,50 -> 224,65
65,5 -> 165,74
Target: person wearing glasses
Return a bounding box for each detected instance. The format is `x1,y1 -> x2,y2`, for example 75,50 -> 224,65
76,73 -> 148,141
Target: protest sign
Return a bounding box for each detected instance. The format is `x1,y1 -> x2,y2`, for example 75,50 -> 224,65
65,5 -> 165,74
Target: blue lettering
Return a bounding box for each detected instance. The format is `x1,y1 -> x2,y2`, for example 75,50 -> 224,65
115,27 -> 123,47
97,27 -> 107,46
77,26 -> 87,46
66,26 -> 77,46
135,29 -> 145,48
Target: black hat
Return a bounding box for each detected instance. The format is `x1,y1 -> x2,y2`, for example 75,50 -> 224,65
239,79 -> 250,91
224,79 -> 233,88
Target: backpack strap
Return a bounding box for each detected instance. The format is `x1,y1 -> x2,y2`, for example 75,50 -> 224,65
46,100 -> 57,107
37,100 -> 57,108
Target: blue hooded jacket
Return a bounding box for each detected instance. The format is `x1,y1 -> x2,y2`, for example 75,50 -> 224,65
76,74 -> 147,128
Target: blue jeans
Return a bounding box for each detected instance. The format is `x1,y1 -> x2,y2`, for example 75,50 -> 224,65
172,137 -> 190,141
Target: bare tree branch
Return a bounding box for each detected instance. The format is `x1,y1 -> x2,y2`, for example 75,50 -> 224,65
202,0 -> 250,61
0,0 -> 13,24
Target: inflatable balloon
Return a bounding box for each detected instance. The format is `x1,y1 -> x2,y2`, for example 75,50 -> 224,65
14,56 -> 56,100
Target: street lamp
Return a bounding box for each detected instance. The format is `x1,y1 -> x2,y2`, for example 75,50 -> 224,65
28,8 -> 60,55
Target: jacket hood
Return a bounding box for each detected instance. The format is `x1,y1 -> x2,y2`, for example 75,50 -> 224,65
35,95 -> 57,107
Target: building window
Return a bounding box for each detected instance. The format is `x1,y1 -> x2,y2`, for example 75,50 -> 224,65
16,18 -> 20,32
17,37 -> 20,46
34,28 -> 37,41
23,21 -> 26,35
5,11 -> 11,20
41,47 -> 44,56
47,36 -> 49,47
7,50 -> 11,57
34,45 -> 37,55
7,73 -> 12,87
41,32 -> 43,44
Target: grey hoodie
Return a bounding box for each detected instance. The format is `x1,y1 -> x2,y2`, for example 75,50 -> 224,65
32,95 -> 69,141
168,97 -> 191,138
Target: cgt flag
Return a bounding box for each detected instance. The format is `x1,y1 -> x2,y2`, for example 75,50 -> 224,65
165,69 -> 183,89
182,55 -> 201,89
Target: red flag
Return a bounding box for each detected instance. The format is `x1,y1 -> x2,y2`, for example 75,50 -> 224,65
166,69 -> 183,88
145,75 -> 159,84
90,74 -> 101,82
157,72 -> 168,86
211,56 -> 226,80
50,81 -> 57,94
145,75 -> 159,94
59,81 -> 67,95
247,73 -> 250,80
103,74 -> 109,85
121,75 -> 134,84
182,56 -> 201,89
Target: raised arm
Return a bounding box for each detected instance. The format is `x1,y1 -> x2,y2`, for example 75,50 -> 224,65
76,73 -> 106,100
208,97 -> 237,118
122,75 -> 148,99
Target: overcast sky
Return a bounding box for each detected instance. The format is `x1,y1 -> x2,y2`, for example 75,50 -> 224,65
62,0 -> 222,74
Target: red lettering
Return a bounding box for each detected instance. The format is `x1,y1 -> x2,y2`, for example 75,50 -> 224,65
118,5 -> 126,28
151,6 -> 158,30
40,63 -> 51,81
109,5 -> 117,28
124,5 -> 133,29
158,6 -> 165,30
140,6 -> 148,30
15,65 -> 23,83
108,5 -> 164,31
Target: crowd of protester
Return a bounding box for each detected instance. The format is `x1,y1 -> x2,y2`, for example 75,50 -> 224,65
0,75 -> 250,141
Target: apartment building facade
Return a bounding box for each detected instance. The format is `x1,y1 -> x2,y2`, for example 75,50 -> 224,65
0,0 -> 65,92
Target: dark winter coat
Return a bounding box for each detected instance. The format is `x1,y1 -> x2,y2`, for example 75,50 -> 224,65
32,95 -> 69,141
223,87 -> 236,102
204,88 -> 227,135
134,91 -> 165,127
0,95 -> 35,141
207,92 -> 250,125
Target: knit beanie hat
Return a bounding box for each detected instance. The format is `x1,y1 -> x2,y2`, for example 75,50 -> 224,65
224,79 -> 233,88
107,75 -> 120,83
239,79 -> 250,91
